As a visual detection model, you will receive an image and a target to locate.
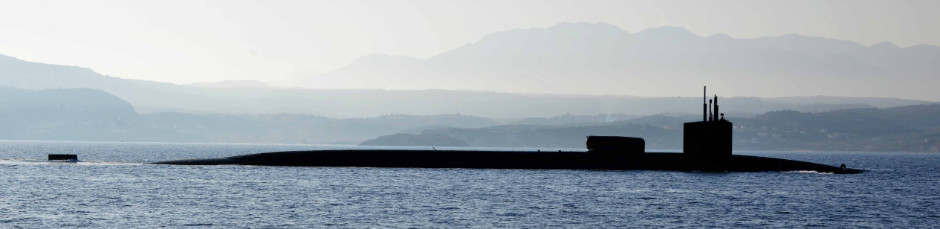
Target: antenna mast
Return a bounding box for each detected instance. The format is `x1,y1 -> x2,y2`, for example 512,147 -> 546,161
703,86 -> 707,122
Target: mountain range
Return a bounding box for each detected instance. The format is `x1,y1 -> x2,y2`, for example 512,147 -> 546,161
291,22 -> 940,100
0,22 -> 936,120
0,51 -> 928,119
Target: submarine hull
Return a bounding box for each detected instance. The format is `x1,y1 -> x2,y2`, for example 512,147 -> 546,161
154,150 -> 862,174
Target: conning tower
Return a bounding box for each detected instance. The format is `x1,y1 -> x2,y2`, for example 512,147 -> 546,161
684,86 -> 732,158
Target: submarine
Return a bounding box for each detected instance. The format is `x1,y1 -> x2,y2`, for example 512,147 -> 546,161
155,87 -> 862,174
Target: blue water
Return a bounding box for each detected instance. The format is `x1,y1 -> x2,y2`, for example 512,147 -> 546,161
0,141 -> 937,228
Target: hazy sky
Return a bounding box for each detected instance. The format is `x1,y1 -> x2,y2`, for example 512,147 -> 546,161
0,0 -> 937,84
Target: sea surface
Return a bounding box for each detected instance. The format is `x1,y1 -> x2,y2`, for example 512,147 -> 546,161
0,140 -> 937,228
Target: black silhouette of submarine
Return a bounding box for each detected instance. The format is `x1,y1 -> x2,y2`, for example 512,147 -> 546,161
155,87 -> 862,174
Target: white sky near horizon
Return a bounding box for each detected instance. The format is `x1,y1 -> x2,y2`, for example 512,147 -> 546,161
0,0 -> 937,84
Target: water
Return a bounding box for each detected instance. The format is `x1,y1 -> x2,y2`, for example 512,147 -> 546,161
0,141 -> 937,228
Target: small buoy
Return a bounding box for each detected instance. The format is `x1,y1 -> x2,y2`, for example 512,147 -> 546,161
48,154 -> 78,161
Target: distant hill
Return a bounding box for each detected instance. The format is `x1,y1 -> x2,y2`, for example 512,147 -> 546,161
734,104 -> 940,152
360,133 -> 469,147
0,54 -> 234,114
764,96 -> 929,109
0,87 -> 143,140
291,22 -> 940,100
0,87 -> 136,118
1,52 -> 921,119
368,103 -> 940,152
508,114 -> 639,126
0,89 -> 501,143
188,80 -> 270,88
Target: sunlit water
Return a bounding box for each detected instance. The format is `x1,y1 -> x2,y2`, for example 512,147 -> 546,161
0,140 -> 937,228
